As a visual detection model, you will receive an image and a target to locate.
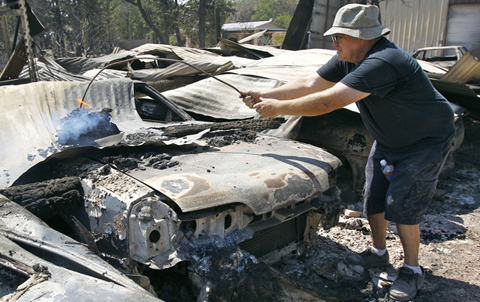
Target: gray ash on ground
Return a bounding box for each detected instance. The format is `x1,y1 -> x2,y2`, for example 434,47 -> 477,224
205,129 -> 258,147
57,107 -> 120,146
123,131 -> 168,145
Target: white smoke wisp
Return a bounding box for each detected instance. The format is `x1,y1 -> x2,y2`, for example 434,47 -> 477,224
56,107 -> 120,146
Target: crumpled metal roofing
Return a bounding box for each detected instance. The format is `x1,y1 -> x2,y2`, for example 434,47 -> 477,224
20,57 -> 91,82
162,48 -> 336,120
0,79 -> 141,188
130,43 -> 255,68
162,74 -> 282,120
0,197 -> 162,301
135,58 -> 235,82
55,52 -> 137,75
441,52 -> 480,84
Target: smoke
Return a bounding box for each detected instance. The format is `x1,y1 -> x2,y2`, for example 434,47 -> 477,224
56,107 -> 120,146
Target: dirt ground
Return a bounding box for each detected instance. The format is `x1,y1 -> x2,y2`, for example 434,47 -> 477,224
272,115 -> 480,301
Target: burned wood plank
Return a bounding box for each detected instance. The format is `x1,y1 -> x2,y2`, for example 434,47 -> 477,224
162,118 -> 284,138
0,176 -> 83,220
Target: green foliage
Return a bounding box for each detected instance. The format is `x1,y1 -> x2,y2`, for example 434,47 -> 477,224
110,0 -> 150,40
275,13 -> 292,29
178,0 -> 235,47
229,0 -> 295,28
270,32 -> 285,47
228,0 -> 257,22
251,0 -> 296,24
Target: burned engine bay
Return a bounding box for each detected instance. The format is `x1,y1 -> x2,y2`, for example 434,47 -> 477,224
0,79 -> 342,300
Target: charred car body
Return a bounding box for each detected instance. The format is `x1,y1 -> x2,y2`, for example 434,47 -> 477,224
0,78 -> 341,299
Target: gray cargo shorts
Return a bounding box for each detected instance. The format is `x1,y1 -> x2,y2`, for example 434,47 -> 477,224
363,138 -> 454,225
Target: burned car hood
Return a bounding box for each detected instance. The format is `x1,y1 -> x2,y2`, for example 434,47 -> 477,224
129,135 -> 340,213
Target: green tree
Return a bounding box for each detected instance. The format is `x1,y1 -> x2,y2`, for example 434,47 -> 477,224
229,0 -> 257,22
111,0 -> 149,41
229,0 -> 296,28
251,0 -> 296,26
179,0 -> 235,47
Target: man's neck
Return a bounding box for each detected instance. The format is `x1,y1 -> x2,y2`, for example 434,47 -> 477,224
353,37 -> 382,65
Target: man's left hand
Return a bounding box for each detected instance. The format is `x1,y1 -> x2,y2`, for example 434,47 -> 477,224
253,98 -> 281,118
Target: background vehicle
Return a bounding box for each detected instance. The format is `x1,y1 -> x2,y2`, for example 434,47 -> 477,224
412,45 -> 468,69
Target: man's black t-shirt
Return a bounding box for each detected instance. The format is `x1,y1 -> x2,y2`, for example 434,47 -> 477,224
317,37 -> 455,151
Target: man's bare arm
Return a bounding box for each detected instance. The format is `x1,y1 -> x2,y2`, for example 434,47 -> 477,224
253,82 -> 370,118
242,72 -> 336,108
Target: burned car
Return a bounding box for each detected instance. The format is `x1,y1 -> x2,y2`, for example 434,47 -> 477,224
0,78 -> 341,299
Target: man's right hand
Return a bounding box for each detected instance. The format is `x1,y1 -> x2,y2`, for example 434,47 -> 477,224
240,90 -> 262,109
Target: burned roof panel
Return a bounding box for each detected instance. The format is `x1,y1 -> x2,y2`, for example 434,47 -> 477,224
0,79 -> 140,187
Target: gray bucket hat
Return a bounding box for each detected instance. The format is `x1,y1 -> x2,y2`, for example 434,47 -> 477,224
324,4 -> 390,40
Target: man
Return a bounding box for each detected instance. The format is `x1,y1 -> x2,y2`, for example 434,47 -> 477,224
242,3 -> 455,301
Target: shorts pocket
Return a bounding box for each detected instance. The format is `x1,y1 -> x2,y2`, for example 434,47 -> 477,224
406,180 -> 438,215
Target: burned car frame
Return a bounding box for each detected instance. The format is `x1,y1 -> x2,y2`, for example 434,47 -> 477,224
0,78 -> 341,299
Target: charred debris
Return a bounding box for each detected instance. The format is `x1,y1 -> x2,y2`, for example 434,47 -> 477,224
0,78 -> 342,301
0,11 -> 344,299
1,2 -> 479,301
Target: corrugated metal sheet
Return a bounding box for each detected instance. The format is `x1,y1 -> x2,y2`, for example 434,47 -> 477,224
162,74 -> 280,120
307,0 -> 478,53
445,4 -> 480,51
222,20 -> 284,32
0,79 -> 138,188
379,0 -> 449,53
136,59 -> 235,82
162,49 -> 335,120
441,52 -> 480,83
